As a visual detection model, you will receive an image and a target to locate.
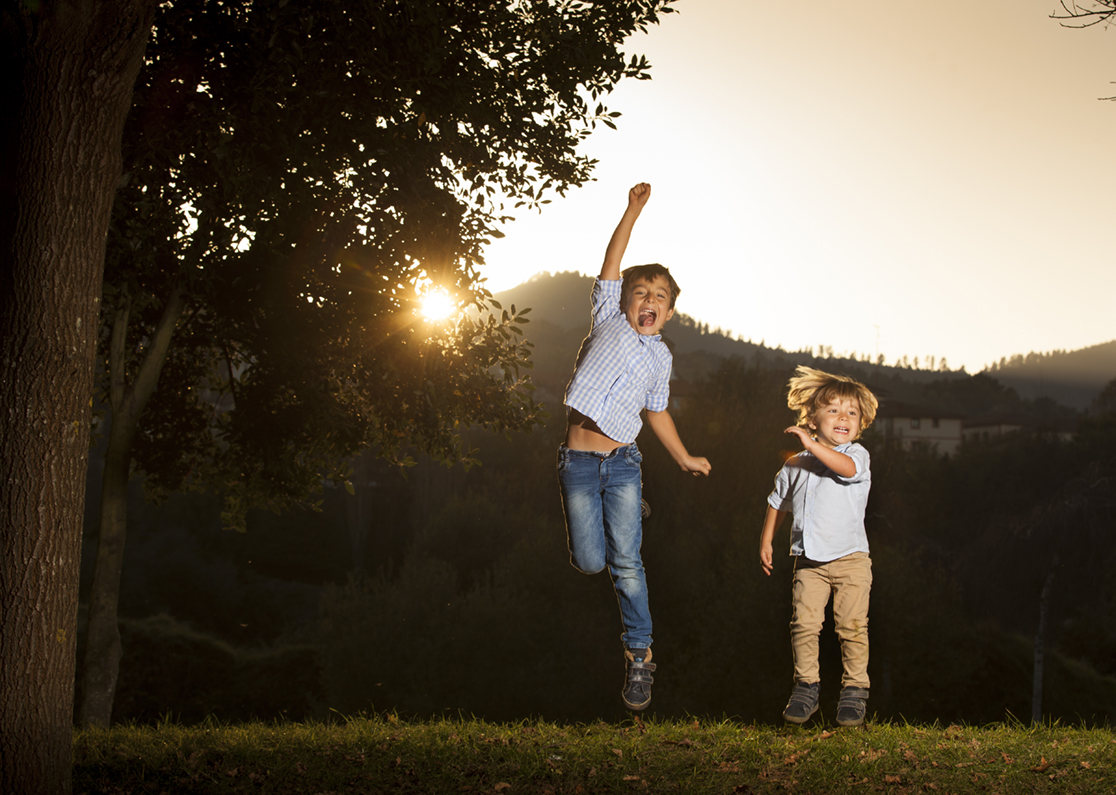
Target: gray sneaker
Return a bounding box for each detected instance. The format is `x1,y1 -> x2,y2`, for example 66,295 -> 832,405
782,681 -> 820,724
836,686 -> 869,727
622,648 -> 656,710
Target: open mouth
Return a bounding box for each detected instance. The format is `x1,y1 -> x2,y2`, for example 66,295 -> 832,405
638,308 -> 658,328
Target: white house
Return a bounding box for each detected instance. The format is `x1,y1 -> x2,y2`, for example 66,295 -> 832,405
875,400 -> 965,456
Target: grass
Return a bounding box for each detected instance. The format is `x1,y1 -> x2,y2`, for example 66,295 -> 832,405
73,715 -> 1116,794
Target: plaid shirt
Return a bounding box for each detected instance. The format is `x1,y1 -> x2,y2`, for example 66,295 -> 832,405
563,279 -> 672,443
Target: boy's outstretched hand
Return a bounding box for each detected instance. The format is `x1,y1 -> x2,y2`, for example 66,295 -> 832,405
628,182 -> 651,210
679,455 -> 711,476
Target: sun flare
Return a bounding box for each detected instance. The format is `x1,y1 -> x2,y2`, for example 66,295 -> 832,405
419,288 -> 456,322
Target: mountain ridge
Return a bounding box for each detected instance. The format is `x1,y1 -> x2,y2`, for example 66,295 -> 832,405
494,271 -> 1114,412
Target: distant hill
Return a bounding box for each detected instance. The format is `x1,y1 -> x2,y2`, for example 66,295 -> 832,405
981,341 -> 1116,411
497,271 -> 902,377
494,271 -> 1109,415
496,271 -> 967,383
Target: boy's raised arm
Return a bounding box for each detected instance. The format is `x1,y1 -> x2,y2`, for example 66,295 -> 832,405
783,426 -> 857,478
600,182 -> 651,281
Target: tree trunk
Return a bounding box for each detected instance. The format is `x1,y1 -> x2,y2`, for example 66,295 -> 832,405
81,289 -> 185,727
1032,555 -> 1058,725
0,2 -> 154,793
80,400 -> 132,727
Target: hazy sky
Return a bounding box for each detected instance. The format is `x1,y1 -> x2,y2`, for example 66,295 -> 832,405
482,0 -> 1114,373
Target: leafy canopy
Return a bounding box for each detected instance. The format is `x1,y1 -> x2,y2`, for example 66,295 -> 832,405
104,0 -> 676,529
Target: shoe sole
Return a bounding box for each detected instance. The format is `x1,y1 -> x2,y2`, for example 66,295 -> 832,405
782,704 -> 818,724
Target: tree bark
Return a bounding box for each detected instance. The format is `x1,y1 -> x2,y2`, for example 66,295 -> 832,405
0,2 -> 155,792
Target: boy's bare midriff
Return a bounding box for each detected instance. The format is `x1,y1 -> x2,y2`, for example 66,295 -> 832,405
565,408 -> 628,453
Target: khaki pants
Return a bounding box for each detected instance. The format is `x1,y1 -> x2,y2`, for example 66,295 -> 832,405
790,551 -> 872,689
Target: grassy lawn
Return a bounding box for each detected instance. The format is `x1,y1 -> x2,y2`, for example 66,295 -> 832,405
74,715 -> 1116,794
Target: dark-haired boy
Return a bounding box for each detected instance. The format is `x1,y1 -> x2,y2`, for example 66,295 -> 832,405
558,182 -> 711,710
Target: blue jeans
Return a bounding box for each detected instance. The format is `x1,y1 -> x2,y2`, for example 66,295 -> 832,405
557,443 -> 652,650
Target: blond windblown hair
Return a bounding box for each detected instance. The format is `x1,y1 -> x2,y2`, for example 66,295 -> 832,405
786,366 -> 878,438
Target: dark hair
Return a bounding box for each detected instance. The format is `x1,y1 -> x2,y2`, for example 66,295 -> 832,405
620,264 -> 680,310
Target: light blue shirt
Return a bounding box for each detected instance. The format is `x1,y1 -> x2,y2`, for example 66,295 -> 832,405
767,442 -> 871,562
563,279 -> 672,443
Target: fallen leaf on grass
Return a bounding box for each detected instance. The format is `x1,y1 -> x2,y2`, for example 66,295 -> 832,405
884,775 -> 901,784
815,730 -> 835,740
1001,752 -> 1013,764
494,783 -> 512,792
1081,761 -> 1092,770
1031,756 -> 1050,773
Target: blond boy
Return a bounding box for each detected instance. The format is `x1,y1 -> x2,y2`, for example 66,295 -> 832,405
759,366 -> 879,726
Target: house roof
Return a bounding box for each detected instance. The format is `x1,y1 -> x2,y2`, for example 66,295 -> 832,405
962,414 -> 1030,430
875,399 -> 966,420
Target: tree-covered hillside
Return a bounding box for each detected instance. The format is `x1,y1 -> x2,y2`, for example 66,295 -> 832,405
78,322 -> 1116,726
496,271 -> 1100,420
983,341 -> 1116,411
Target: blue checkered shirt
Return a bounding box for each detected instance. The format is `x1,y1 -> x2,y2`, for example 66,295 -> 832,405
563,279 -> 672,443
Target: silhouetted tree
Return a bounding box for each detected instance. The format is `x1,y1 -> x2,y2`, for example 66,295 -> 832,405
1053,1 -> 1116,28
1089,377 -> 1116,416
81,0 -> 679,727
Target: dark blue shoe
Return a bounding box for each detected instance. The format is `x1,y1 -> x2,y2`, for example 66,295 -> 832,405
622,648 -> 655,710
782,681 -> 819,724
836,687 -> 869,727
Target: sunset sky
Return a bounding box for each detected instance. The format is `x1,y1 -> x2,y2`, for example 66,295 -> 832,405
482,0 -> 1115,374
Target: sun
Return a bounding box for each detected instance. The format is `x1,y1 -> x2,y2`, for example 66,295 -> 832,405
419,288 -> 456,322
